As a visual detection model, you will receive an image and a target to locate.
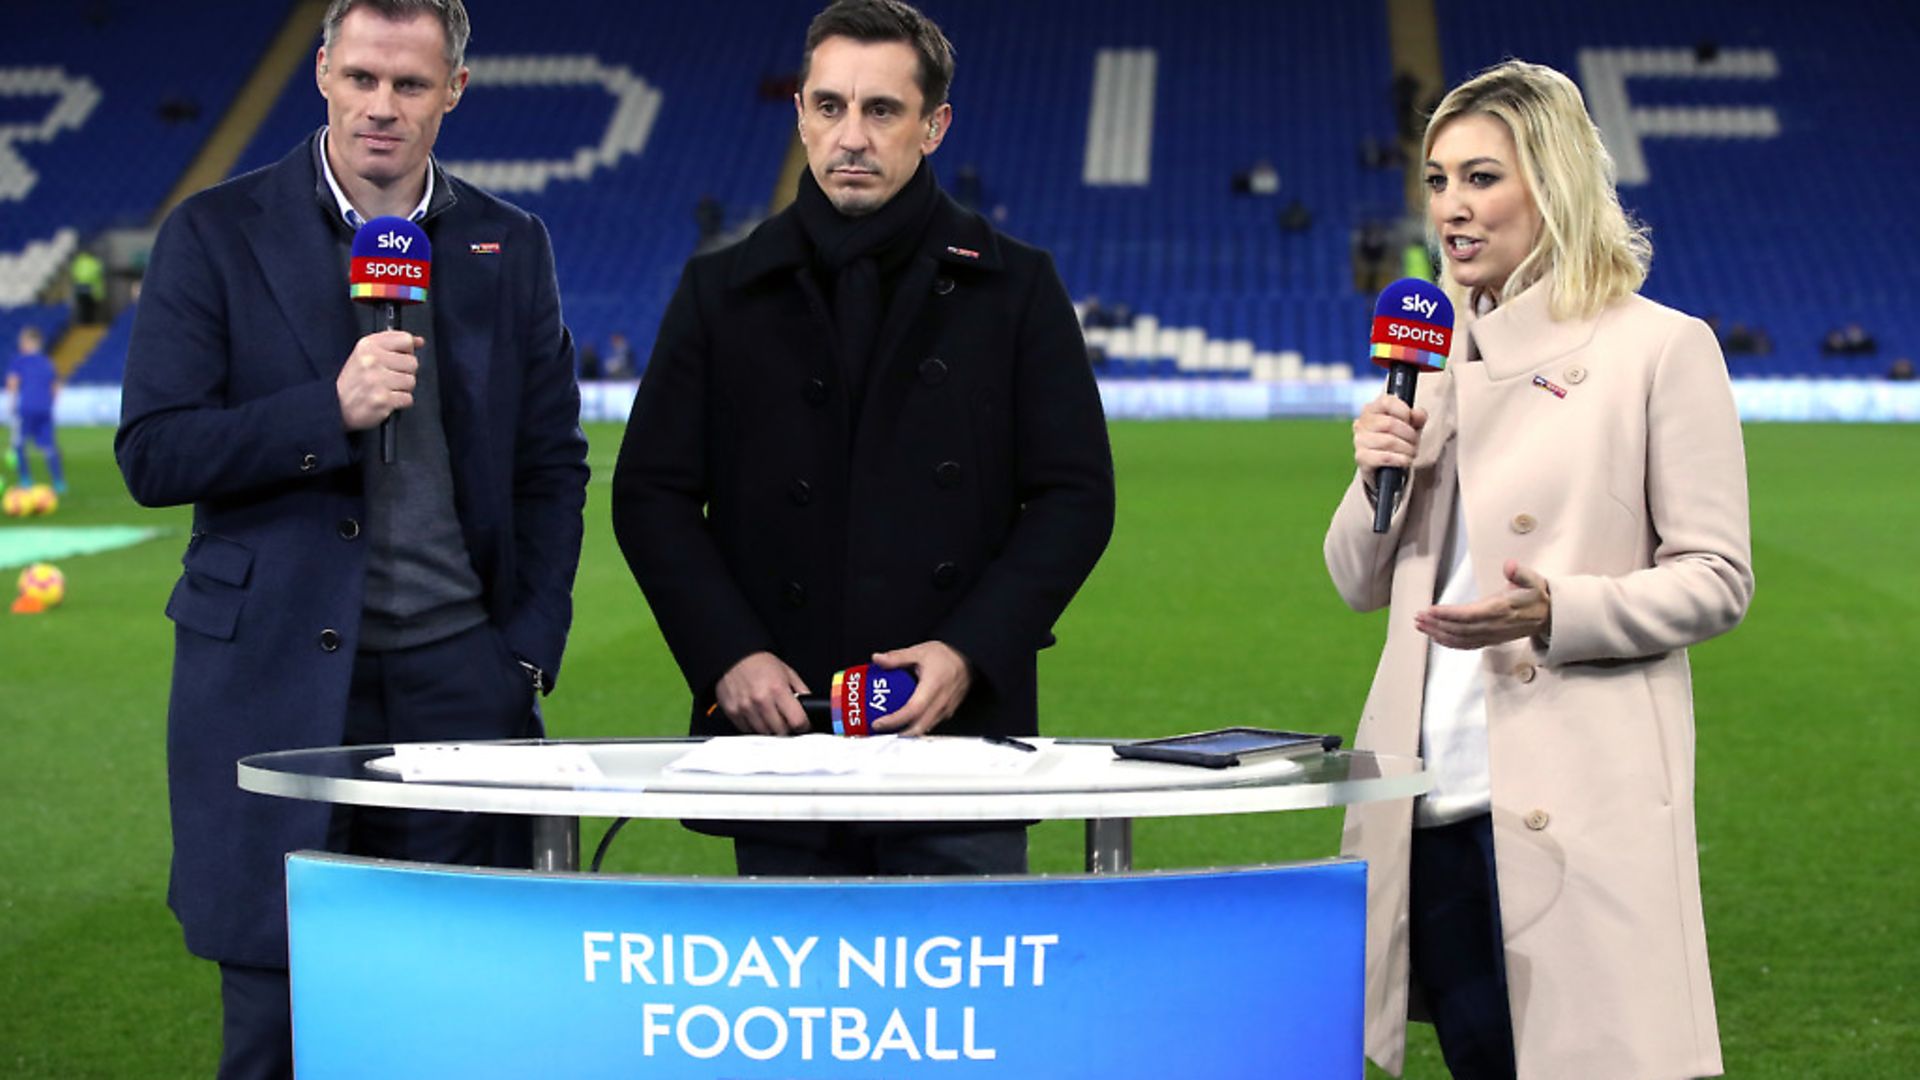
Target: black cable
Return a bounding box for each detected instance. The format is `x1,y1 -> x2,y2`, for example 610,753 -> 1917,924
589,817 -> 631,873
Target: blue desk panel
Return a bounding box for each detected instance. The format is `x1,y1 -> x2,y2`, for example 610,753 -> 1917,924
288,855 -> 1364,1078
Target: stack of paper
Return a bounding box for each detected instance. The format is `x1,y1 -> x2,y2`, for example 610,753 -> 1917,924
663,734 -> 1045,778
388,743 -> 604,785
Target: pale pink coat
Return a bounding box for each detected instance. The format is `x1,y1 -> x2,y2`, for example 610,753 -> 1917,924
1325,282 -> 1753,1078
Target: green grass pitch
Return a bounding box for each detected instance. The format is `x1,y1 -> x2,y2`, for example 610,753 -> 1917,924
1,420 -> 1913,1077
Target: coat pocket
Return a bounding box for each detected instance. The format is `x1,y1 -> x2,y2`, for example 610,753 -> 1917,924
164,533 -> 253,641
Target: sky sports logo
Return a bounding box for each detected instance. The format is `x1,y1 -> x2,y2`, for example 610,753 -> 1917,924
830,664 -> 917,737
349,217 -> 432,297
835,667 -> 869,736
868,674 -> 902,712
1370,316 -> 1449,352
351,258 -> 429,283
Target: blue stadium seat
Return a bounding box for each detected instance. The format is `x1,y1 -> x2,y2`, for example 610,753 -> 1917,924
0,3 -> 285,304
1436,0 -> 1918,373
20,1 -> 1912,384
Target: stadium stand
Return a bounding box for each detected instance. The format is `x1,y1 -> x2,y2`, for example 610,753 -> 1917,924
206,0 -> 1397,380
227,1 -> 808,373
925,0 -> 1400,376
1436,0 -> 1919,376
70,306 -> 136,388
0,303 -> 69,358
7,0 -> 1915,392
0,2 -> 285,379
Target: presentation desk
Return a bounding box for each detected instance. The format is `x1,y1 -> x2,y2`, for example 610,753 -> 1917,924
239,737 -> 1428,874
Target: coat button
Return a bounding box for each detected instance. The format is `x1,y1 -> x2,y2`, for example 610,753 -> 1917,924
803,377 -> 829,406
1513,662 -> 1537,684
931,562 -> 959,589
789,478 -> 812,506
300,453 -> 319,472
919,357 -> 949,385
318,628 -> 341,652
934,460 -> 963,488
1565,364 -> 1588,385
783,581 -> 807,608
933,276 -> 955,295
1525,809 -> 1551,831
337,518 -> 361,540
1511,513 -> 1537,534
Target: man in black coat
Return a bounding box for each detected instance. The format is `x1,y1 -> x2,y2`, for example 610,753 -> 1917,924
117,2 -> 587,1074
612,0 -> 1114,877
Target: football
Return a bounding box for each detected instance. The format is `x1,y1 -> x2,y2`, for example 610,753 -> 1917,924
17,562 -> 65,608
2,484 -> 57,516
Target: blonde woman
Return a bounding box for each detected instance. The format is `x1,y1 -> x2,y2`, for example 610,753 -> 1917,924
1327,61 -> 1753,1079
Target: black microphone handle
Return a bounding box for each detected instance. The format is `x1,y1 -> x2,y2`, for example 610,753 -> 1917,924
1371,362 -> 1420,533
798,695 -> 832,732
379,301 -> 400,464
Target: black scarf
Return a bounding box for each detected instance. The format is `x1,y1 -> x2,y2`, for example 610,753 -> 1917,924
792,157 -> 939,404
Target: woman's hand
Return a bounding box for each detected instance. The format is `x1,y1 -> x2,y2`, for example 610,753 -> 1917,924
1353,393 -> 1428,489
1416,560 -> 1552,649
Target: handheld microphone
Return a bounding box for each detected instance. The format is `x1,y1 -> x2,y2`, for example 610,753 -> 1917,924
801,663 -> 919,736
348,216 -> 432,464
1367,278 -> 1455,532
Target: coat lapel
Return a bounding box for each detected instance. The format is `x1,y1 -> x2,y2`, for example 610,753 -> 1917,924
729,210 -> 840,380
791,264 -> 852,428
420,181 -> 501,454
730,210 -> 864,444
241,140 -> 359,383
866,254 -> 937,402
855,199 -> 1003,457
862,197 -> 1005,414
1466,281 -> 1599,381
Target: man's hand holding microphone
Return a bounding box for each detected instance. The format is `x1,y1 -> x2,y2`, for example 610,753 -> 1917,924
712,642 -> 972,737
336,330 -> 420,431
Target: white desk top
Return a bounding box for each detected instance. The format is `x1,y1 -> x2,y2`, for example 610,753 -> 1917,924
239,738 -> 1429,823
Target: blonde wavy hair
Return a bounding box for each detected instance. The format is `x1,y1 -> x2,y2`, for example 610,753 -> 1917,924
1424,60 -> 1651,320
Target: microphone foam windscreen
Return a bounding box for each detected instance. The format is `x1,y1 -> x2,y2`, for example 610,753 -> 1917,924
349,216 -> 432,304
829,664 -> 919,737
1369,278 -> 1455,372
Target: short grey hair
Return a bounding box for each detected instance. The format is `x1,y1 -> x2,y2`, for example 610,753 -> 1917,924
322,0 -> 470,79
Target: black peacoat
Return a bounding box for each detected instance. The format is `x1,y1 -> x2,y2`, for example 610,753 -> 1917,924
612,190 -> 1113,740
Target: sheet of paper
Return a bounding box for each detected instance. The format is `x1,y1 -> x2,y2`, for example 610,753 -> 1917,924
663,734 -> 1048,778
863,735 -> 1048,777
388,743 -> 606,785
662,734 -> 860,776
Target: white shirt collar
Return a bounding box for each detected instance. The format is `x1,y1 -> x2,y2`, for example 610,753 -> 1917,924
319,125 -> 433,228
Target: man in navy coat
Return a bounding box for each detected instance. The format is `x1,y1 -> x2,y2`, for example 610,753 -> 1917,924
117,1 -> 587,1074
612,0 -> 1114,877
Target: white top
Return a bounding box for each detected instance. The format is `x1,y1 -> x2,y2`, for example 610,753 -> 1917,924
1414,483 -> 1492,827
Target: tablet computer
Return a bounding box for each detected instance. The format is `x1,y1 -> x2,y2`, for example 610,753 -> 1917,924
1112,727 -> 1342,769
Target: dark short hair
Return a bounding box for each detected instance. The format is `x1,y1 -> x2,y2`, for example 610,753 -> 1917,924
800,0 -> 955,115
322,0 -> 470,77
